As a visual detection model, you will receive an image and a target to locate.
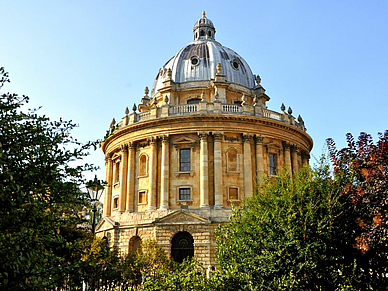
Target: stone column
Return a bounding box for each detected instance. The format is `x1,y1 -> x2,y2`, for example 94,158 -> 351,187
118,144 -> 128,213
104,154 -> 113,217
302,151 -> 310,167
255,135 -> 265,182
243,134 -> 253,198
213,132 -> 223,209
199,132 -> 209,208
126,142 -> 136,212
160,135 -> 169,210
291,146 -> 299,174
148,137 -> 157,210
283,141 -> 292,174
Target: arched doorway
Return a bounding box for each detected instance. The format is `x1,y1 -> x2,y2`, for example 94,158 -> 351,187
171,231 -> 194,263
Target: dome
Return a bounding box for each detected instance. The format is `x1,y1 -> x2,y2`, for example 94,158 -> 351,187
151,12 -> 256,97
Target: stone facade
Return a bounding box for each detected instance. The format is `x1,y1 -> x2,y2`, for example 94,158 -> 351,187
96,12 -> 313,266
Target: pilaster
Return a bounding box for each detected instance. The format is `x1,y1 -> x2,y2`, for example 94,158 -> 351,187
104,154 -> 113,217
126,142 -> 136,212
160,135 -> 170,210
213,132 -> 223,209
243,134 -> 253,198
283,141 -> 292,174
148,137 -> 157,210
118,144 -> 128,213
255,135 -> 265,182
198,132 -> 210,208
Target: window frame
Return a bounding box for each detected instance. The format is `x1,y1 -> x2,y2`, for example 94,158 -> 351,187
269,153 -> 278,176
227,186 -> 240,201
179,148 -> 191,172
226,147 -> 239,173
138,153 -> 149,178
138,190 -> 147,205
177,186 -> 193,202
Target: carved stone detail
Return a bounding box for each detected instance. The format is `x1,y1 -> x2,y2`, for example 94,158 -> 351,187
242,134 -> 252,143
198,132 -> 209,141
224,135 -> 239,142
213,132 -> 223,141
255,135 -> 264,144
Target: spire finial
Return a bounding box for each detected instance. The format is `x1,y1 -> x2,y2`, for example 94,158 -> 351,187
202,11 -> 206,17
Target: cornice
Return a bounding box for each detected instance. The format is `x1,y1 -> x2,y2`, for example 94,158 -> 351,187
102,114 -> 313,153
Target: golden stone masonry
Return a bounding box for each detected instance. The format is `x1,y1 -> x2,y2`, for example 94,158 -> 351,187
96,12 -> 313,266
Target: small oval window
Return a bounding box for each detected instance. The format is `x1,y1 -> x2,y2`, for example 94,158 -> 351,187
191,56 -> 200,66
231,59 -> 239,70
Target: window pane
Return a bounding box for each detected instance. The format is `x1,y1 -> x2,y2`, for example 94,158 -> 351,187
139,191 -> 146,204
179,188 -> 191,200
228,187 -> 238,200
269,154 -> 277,175
180,149 -> 191,171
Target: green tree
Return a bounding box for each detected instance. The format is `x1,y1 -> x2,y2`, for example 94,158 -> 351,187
0,67 -> 98,290
215,165 -> 358,291
328,131 -> 388,289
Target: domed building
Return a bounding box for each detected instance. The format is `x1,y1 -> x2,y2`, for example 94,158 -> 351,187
97,12 -> 313,266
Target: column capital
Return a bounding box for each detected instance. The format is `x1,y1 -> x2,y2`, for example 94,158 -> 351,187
148,136 -> 157,145
282,141 -> 292,150
128,141 -> 136,149
213,132 -> 223,141
198,132 -> 209,141
291,145 -> 299,153
120,143 -> 128,152
301,151 -> 310,160
160,135 -> 170,144
254,135 -> 264,144
105,152 -> 113,162
242,133 -> 253,143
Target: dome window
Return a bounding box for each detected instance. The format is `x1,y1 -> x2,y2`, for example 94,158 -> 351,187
200,30 -> 205,37
231,59 -> 240,70
208,31 -> 212,37
190,56 -> 200,66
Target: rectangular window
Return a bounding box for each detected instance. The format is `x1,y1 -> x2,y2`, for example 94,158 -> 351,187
113,197 -> 119,209
180,148 -> 191,171
138,191 -> 146,204
269,154 -> 277,175
228,187 -> 239,201
179,188 -> 191,201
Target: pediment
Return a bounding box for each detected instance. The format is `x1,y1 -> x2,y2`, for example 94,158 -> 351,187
95,216 -> 119,232
173,136 -> 197,146
153,210 -> 210,225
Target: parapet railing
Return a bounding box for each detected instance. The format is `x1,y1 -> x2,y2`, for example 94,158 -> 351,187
112,101 -> 306,133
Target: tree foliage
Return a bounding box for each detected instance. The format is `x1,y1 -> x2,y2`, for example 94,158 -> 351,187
328,132 -> 388,289
215,166 -> 358,290
0,67 -> 98,290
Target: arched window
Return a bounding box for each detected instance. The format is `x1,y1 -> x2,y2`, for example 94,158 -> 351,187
208,31 -> 212,37
200,30 -> 205,37
227,148 -> 238,171
139,154 -> 148,177
171,232 -> 194,263
128,236 -> 142,255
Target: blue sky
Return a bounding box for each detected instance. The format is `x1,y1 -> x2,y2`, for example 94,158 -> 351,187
2,1 -> 388,183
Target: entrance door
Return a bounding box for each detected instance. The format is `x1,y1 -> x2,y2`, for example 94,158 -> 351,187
171,231 -> 194,263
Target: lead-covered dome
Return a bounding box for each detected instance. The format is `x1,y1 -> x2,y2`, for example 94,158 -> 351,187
151,12 -> 256,97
